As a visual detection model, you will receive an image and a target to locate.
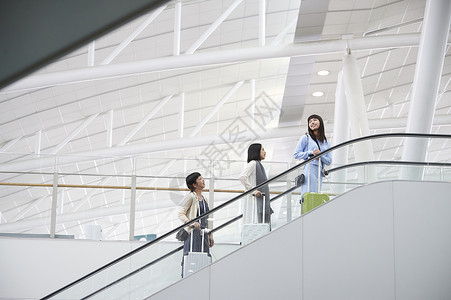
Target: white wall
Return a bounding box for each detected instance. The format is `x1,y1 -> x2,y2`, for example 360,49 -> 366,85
0,238 -> 141,299
0,235 -> 240,299
148,181 -> 451,300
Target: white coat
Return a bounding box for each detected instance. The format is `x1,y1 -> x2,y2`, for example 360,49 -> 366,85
239,160 -> 258,224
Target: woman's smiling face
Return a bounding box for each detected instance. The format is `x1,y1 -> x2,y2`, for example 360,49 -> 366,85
308,117 -> 320,131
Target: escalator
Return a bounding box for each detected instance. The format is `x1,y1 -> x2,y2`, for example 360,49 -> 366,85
41,133 -> 451,300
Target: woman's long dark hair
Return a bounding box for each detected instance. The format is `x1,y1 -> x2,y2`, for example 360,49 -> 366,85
247,143 -> 262,163
307,114 -> 327,143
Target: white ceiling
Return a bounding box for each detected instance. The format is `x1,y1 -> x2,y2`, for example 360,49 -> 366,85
0,0 -> 450,240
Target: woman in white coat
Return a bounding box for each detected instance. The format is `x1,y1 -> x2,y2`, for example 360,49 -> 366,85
239,143 -> 272,225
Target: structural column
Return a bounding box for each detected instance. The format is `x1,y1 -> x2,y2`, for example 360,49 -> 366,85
332,71 -> 350,193
342,50 -> 375,182
401,0 -> 451,180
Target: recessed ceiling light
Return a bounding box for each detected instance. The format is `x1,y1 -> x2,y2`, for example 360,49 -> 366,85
312,91 -> 324,97
317,70 -> 330,76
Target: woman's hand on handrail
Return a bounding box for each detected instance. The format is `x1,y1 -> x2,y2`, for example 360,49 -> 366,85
253,190 -> 263,197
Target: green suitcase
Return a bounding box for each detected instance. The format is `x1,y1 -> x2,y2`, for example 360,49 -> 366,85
302,192 -> 329,214
301,157 -> 329,214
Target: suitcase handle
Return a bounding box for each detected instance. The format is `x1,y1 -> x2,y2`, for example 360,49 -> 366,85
252,193 -> 266,224
307,156 -> 322,193
189,228 -> 209,253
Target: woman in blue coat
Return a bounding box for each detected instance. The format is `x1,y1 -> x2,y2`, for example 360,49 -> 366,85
293,114 -> 332,199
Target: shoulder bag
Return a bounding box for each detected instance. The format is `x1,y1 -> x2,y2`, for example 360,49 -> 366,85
295,133 -> 309,187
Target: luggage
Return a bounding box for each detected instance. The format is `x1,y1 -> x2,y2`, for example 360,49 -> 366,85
302,192 -> 329,213
182,228 -> 211,277
242,193 -> 270,245
302,157 -> 329,214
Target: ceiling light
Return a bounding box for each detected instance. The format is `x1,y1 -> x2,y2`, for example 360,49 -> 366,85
317,70 -> 329,76
312,91 -> 324,97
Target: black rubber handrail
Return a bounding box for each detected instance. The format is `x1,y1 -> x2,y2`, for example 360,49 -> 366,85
327,160 -> 451,174
41,132 -> 451,299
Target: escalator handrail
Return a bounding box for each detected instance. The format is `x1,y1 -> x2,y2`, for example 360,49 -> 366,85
327,160 -> 451,174
40,132 -> 451,299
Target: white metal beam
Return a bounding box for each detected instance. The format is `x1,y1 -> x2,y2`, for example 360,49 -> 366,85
101,5 -> 167,65
178,92 -> 185,138
88,41 -> 95,67
107,109 -> 114,148
173,1 -> 181,56
72,177 -> 112,212
0,125 -> 297,172
0,136 -> 22,152
271,17 -> 297,46
2,33 -> 435,93
34,130 -> 42,155
259,0 -> 266,47
250,79 -> 256,129
184,0 -> 243,54
50,113 -> 99,154
102,223 -> 122,239
189,81 -> 244,137
1,115 -> 451,173
11,195 -> 48,222
117,95 -> 173,146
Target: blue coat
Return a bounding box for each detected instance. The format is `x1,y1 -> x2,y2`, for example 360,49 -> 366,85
293,134 -> 332,196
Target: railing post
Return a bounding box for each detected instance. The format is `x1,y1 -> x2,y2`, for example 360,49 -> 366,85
50,171 -> 58,238
364,164 -> 368,185
208,160 -> 215,230
286,179 -> 292,222
129,158 -> 137,241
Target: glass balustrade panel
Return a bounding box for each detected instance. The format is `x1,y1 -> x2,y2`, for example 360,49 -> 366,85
48,166 -> 301,299
0,171 -> 55,236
